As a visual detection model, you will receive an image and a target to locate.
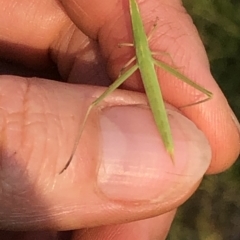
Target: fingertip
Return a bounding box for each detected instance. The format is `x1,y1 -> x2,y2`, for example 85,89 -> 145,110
95,104 -> 211,202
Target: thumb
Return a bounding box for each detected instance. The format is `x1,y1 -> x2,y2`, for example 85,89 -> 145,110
0,75 -> 210,230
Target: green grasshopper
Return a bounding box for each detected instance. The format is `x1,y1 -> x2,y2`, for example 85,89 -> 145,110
59,0 -> 212,173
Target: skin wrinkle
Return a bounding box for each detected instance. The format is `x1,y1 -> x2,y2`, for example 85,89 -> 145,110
108,0 -> 194,88
97,2 -> 129,64
97,0 -> 122,40
6,79 -> 46,189
72,0 -> 89,20
1,162 -> 29,216
42,97 -> 54,177
0,78 -> 64,223
0,110 -> 21,205
29,88 -> 56,180
0,110 -> 6,173
50,99 -> 65,175
66,28 -> 86,80
154,28 -> 187,68
20,78 -> 32,169
0,0 -> 236,236
159,0 -> 185,12
48,19 -> 80,63
50,23 -> 74,79
1,80 -> 28,183
52,22 -> 96,82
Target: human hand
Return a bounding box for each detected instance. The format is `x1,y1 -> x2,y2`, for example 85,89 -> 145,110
0,0 -> 239,239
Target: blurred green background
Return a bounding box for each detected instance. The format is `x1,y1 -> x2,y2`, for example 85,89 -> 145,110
167,0 -> 240,239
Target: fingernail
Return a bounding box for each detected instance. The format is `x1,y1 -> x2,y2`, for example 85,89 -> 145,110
97,106 -> 211,202
230,111 -> 240,136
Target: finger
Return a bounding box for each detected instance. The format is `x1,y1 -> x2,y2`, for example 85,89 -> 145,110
0,75 -> 210,230
73,210 -> 176,240
0,1 -> 110,85
0,0 -> 68,68
59,0 -> 239,173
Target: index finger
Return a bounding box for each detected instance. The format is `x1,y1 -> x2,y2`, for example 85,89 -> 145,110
59,0 -> 240,173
